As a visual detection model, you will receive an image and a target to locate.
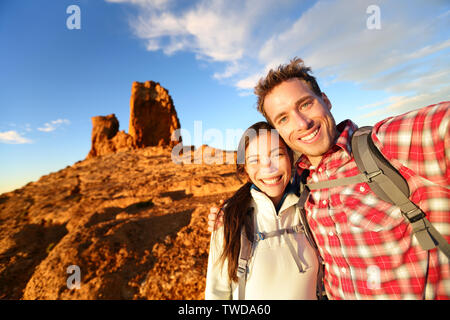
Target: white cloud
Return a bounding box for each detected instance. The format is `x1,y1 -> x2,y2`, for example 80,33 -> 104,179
106,0 -> 170,10
37,119 -> 71,132
0,130 -> 32,144
357,86 -> 450,124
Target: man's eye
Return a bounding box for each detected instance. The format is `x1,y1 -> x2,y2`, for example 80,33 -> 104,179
248,159 -> 258,164
300,102 -> 310,110
278,116 -> 287,124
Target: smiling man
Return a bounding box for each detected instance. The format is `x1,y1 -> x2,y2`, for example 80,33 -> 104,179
209,58 -> 450,300
261,77 -> 337,167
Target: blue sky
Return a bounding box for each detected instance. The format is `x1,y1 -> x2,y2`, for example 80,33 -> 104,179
1,0 -> 449,194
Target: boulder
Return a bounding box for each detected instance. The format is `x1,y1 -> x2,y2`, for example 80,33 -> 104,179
87,114 -> 135,159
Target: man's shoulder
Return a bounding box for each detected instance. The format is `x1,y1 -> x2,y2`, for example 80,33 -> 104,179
370,101 -> 449,168
373,101 -> 449,135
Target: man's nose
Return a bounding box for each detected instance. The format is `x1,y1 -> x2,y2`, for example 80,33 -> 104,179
292,110 -> 312,130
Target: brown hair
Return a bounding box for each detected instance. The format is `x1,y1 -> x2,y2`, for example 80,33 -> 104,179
254,57 -> 322,124
218,121 -> 292,282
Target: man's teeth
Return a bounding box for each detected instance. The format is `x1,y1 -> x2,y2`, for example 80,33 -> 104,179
262,176 -> 281,184
300,128 -> 319,141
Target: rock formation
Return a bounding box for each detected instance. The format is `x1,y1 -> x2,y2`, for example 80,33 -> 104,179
129,81 -> 181,148
87,81 -> 182,159
87,114 -> 135,159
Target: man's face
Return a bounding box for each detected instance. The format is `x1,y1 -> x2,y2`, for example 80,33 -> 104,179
263,78 -> 337,166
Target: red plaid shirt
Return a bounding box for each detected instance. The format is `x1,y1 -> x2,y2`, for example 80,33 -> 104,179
296,102 -> 450,299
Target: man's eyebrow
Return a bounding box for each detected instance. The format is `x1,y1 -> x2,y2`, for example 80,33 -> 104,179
273,111 -> 287,123
272,96 -> 312,122
246,154 -> 258,159
294,96 -> 312,109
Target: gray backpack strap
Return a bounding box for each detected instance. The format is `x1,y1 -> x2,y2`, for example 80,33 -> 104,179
237,208 -> 254,300
255,224 -> 306,273
237,226 -> 252,300
297,170 -> 327,300
352,126 -> 450,258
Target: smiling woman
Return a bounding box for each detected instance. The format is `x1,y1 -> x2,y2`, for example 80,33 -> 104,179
205,121 -> 320,300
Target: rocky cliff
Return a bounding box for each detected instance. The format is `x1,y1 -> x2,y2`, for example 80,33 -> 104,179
0,146 -> 242,299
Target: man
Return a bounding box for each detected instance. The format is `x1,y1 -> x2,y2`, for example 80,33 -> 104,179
209,58 -> 449,299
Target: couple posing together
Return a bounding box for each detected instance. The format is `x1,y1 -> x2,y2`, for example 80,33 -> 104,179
204,58 -> 449,300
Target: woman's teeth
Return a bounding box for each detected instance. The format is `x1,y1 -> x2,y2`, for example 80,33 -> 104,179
300,128 -> 319,142
262,176 -> 282,185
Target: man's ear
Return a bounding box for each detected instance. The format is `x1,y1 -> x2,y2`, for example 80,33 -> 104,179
321,92 -> 332,110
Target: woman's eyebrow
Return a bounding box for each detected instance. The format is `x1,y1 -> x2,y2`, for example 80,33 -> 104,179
270,147 -> 282,153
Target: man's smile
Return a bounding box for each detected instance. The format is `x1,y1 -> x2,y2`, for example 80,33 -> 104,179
297,125 -> 321,144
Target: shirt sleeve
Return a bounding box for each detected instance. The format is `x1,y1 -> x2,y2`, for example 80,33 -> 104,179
204,227 -> 233,300
371,101 -> 450,187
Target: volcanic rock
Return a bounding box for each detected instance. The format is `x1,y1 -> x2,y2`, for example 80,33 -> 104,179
0,146 -> 242,299
87,114 -> 135,159
129,81 -> 181,148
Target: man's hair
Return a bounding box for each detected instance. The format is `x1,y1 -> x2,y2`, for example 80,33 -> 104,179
254,57 -> 322,123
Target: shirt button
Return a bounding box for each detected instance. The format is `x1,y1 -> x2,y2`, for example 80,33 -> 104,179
341,268 -> 347,274
359,186 -> 365,192
322,200 -> 328,205
318,168 -> 323,173
328,231 -> 334,236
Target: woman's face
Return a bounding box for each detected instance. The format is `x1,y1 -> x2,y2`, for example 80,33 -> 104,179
244,132 -> 292,207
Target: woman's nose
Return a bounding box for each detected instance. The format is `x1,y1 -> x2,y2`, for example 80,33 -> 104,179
260,156 -> 278,171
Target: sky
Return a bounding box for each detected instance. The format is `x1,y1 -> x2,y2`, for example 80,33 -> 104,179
1,0 -> 449,194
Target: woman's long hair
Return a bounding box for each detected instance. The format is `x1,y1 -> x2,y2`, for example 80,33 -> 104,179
218,121 -> 281,282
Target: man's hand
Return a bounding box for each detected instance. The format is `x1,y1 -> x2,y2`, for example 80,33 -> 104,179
208,199 -> 224,232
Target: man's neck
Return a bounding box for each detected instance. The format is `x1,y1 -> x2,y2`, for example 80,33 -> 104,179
307,155 -> 323,168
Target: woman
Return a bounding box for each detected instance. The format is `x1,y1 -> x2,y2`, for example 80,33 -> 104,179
205,121 -> 320,300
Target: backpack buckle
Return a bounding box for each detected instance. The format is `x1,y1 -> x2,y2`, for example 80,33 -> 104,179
237,259 -> 248,278
365,170 -> 383,182
403,208 -> 426,223
256,232 -> 265,241
292,225 -> 304,233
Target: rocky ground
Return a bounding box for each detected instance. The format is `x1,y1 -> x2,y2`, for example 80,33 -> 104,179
0,146 -> 242,299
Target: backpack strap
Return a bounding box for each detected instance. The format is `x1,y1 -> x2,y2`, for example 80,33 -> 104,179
255,224 -> 307,273
352,126 -> 450,258
236,208 -> 254,300
298,170 -> 327,300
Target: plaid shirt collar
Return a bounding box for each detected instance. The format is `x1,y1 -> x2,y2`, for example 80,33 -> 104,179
296,119 -> 358,170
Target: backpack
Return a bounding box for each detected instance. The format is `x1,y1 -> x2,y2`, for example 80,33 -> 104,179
236,198 -> 327,300
299,126 -> 450,257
